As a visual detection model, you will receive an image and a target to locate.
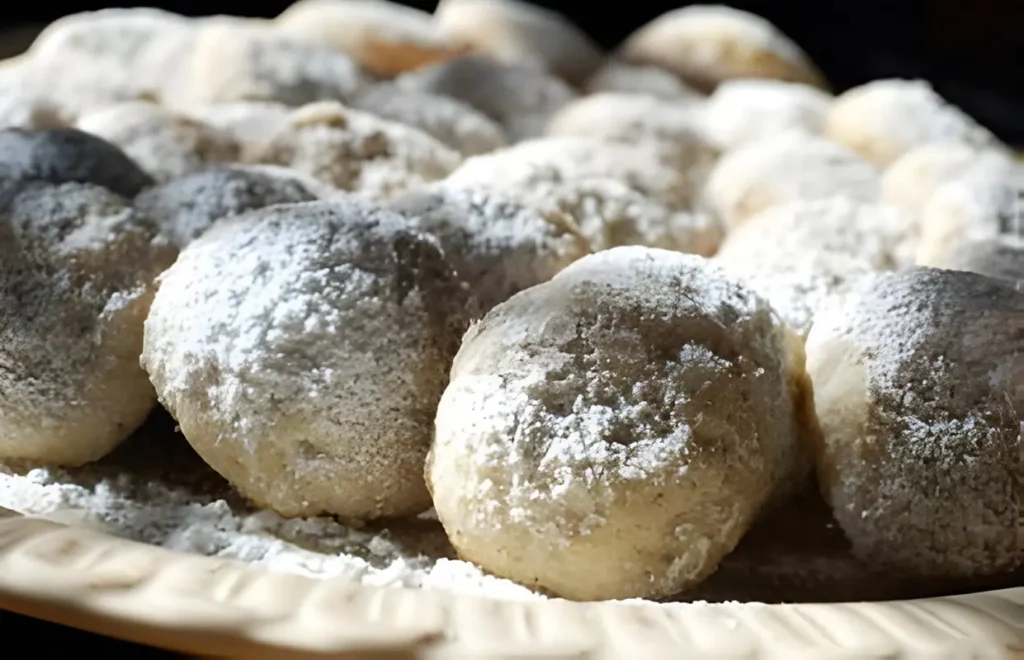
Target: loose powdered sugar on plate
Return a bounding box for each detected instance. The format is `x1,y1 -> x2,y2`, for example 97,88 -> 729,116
0,410 -> 540,601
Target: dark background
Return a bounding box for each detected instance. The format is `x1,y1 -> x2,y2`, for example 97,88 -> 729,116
2,0 -> 1024,143
0,0 -> 1022,656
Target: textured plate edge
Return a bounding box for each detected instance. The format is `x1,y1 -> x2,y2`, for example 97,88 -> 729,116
0,509 -> 1020,660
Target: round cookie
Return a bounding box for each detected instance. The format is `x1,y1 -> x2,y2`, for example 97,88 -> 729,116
824,79 -> 1005,168
518,177 -> 721,255
0,181 -> 176,466
805,267 -> 1022,577
618,5 -> 826,93
182,101 -> 292,149
433,0 -> 602,86
351,84 -> 507,156
75,102 -> 241,183
133,165 -> 323,247
274,0 -> 466,78
427,246 -> 812,601
584,60 -> 704,100
544,92 -> 716,177
880,142 -> 1013,219
0,127 -> 154,197
247,101 -> 462,201
395,55 -> 577,142
162,22 -> 370,108
445,136 -> 701,212
939,237 -> 1023,283
388,182 -> 590,311
916,172 -> 1021,268
703,132 -> 880,232
714,198 -> 917,337
700,79 -> 831,151
141,199 -> 475,521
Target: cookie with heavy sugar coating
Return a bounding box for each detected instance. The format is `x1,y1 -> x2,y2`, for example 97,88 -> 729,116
428,246 -> 813,600
141,199 -> 475,522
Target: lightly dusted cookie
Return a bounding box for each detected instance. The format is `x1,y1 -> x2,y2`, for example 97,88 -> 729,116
433,0 -> 603,86
248,100 -> 462,200
700,79 -> 831,151
0,181 -> 175,466
0,127 -> 154,197
274,0 -> 467,77
702,131 -> 879,232
141,199 -> 474,522
805,267 -> 1022,578
618,5 -> 827,93
388,181 -> 590,312
428,246 -> 812,600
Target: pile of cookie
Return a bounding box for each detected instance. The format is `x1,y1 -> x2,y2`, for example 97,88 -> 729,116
0,0 -> 1019,602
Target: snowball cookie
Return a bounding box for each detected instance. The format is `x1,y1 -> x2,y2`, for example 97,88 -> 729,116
183,101 -> 292,148
445,136 -> 701,212
584,60 -> 704,100
618,5 -> 826,94
274,0 -> 466,78
141,199 -> 475,521
20,8 -> 192,123
0,127 -> 154,198
700,79 -> 831,151
880,142 -> 1013,219
545,93 -> 716,176
388,182 -> 590,311
161,22 -> 370,108
824,79 -> 1006,168
714,198 -> 917,336
75,102 -> 241,183
0,181 -> 176,466
703,132 -> 880,232
133,165 -> 323,247
805,267 -> 1022,577
938,237 -> 1023,283
427,246 -> 812,600
248,101 -> 461,201
0,62 -> 64,131
350,84 -> 507,157
433,0 -> 602,86
395,55 -> 577,142
519,177 -> 721,255
915,172 -> 1022,268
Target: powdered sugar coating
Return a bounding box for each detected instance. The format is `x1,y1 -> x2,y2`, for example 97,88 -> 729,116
916,170 -> 1022,268
805,268 -> 1022,577
395,55 -> 577,142
75,102 -> 241,183
445,136 -> 700,212
133,165 -> 323,247
141,199 -> 474,521
0,62 -> 64,130
714,198 -> 917,336
388,181 -> 590,312
619,5 -> 825,93
545,92 -> 717,183
524,177 -> 722,254
433,0 -> 603,85
351,84 -> 508,156
162,22 -> 370,108
248,101 -> 462,201
703,132 -> 880,231
700,79 -> 831,151
0,181 -> 175,466
824,79 -> 1007,168
881,142 -> 1013,219
274,0 -> 463,78
939,237 -> 1023,283
584,60 -> 704,100
428,246 -> 810,600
